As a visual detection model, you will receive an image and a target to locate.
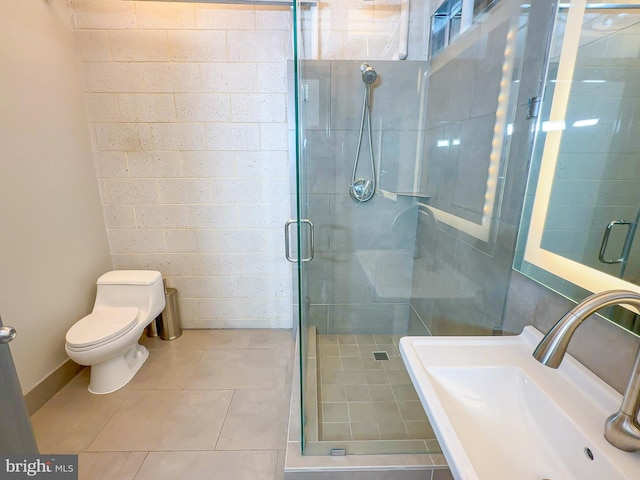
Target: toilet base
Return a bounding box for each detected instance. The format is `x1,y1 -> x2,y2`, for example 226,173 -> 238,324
88,343 -> 149,394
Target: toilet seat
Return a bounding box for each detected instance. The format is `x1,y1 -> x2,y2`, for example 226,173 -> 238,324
66,307 -> 139,350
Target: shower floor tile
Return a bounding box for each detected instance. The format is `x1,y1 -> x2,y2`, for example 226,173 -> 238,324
316,333 -> 436,443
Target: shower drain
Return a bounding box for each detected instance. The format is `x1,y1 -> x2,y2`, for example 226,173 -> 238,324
373,351 -> 389,361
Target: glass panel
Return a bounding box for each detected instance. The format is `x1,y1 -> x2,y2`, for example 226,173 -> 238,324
515,3 -> 640,334
293,0 -> 533,456
292,0 -> 304,451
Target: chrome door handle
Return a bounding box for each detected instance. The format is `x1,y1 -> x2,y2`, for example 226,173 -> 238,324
0,326 -> 16,344
285,220 -> 295,262
300,219 -> 314,262
599,220 -> 633,264
284,219 -> 315,263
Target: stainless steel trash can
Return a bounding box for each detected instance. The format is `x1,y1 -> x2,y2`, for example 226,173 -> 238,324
160,287 -> 182,341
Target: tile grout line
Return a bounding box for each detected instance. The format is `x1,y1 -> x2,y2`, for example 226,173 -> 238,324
82,388 -> 132,454
388,376 -> 411,441
179,348 -> 206,390
125,451 -> 149,480
212,367 -> 238,451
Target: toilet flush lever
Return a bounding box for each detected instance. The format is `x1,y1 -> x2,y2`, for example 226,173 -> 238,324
0,315 -> 16,344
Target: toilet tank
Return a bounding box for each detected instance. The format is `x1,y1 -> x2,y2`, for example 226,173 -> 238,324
93,270 -> 165,320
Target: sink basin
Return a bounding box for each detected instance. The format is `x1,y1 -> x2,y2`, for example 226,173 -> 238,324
399,326 -> 640,480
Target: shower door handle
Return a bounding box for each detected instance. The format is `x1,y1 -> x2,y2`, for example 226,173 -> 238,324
599,220 -> 633,264
284,219 -> 314,263
284,220 -> 295,262
300,219 -> 315,262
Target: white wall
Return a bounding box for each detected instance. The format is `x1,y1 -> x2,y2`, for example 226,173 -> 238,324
71,0 -> 293,329
0,0 -> 113,394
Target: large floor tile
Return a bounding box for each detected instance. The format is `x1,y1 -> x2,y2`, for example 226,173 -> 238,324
79,452 -> 147,480
249,329 -> 295,351
124,349 -> 204,391
141,329 -> 252,350
185,349 -> 289,390
216,389 -> 290,450
133,450 -> 277,480
31,385 -> 131,453
87,390 -> 233,451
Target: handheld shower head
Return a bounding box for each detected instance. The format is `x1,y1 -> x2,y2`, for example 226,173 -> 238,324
360,63 -> 378,85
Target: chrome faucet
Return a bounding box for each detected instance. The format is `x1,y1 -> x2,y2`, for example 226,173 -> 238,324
533,290 -> 640,452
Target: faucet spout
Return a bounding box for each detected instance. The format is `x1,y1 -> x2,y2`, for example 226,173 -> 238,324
533,290 -> 640,452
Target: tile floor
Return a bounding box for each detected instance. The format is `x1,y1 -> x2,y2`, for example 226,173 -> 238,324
317,334 -> 436,444
30,329 -> 294,480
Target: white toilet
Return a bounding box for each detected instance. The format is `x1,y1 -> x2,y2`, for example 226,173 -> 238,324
65,270 -> 166,394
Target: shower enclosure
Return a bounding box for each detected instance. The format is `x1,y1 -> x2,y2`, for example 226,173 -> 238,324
289,0 -> 537,455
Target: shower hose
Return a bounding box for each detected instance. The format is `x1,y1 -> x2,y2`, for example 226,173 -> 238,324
349,77 -> 376,203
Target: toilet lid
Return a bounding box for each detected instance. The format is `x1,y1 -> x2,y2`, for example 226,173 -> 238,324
66,307 -> 139,348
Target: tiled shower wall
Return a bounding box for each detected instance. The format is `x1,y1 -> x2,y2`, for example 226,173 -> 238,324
302,60 -> 425,335
70,0 -> 292,328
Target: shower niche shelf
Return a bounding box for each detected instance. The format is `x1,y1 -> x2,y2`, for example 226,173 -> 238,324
380,189 -> 431,202
395,192 -> 431,199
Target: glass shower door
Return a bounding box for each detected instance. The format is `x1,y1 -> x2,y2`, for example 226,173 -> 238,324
291,0 -> 317,452
292,0 -> 535,457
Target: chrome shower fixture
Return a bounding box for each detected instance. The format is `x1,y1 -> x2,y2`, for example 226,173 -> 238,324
360,63 -> 378,85
349,63 -> 378,203
349,179 -> 375,203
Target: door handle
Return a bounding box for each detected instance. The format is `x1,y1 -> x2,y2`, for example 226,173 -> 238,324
284,219 -> 315,263
300,219 -> 314,262
284,220 -> 295,262
0,326 -> 16,344
599,220 -> 633,264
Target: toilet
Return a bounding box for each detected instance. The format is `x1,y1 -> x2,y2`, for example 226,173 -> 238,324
65,270 -> 166,394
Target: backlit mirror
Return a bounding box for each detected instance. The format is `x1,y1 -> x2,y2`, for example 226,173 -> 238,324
515,0 -> 640,335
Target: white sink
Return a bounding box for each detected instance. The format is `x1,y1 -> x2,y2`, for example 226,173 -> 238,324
399,326 -> 640,480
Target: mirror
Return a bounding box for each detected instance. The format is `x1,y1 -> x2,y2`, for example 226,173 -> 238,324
515,0 -> 640,335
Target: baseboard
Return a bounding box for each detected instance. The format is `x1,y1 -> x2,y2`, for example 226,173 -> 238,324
24,360 -> 85,415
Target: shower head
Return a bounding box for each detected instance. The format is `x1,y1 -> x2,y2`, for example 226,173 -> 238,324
360,63 -> 378,85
